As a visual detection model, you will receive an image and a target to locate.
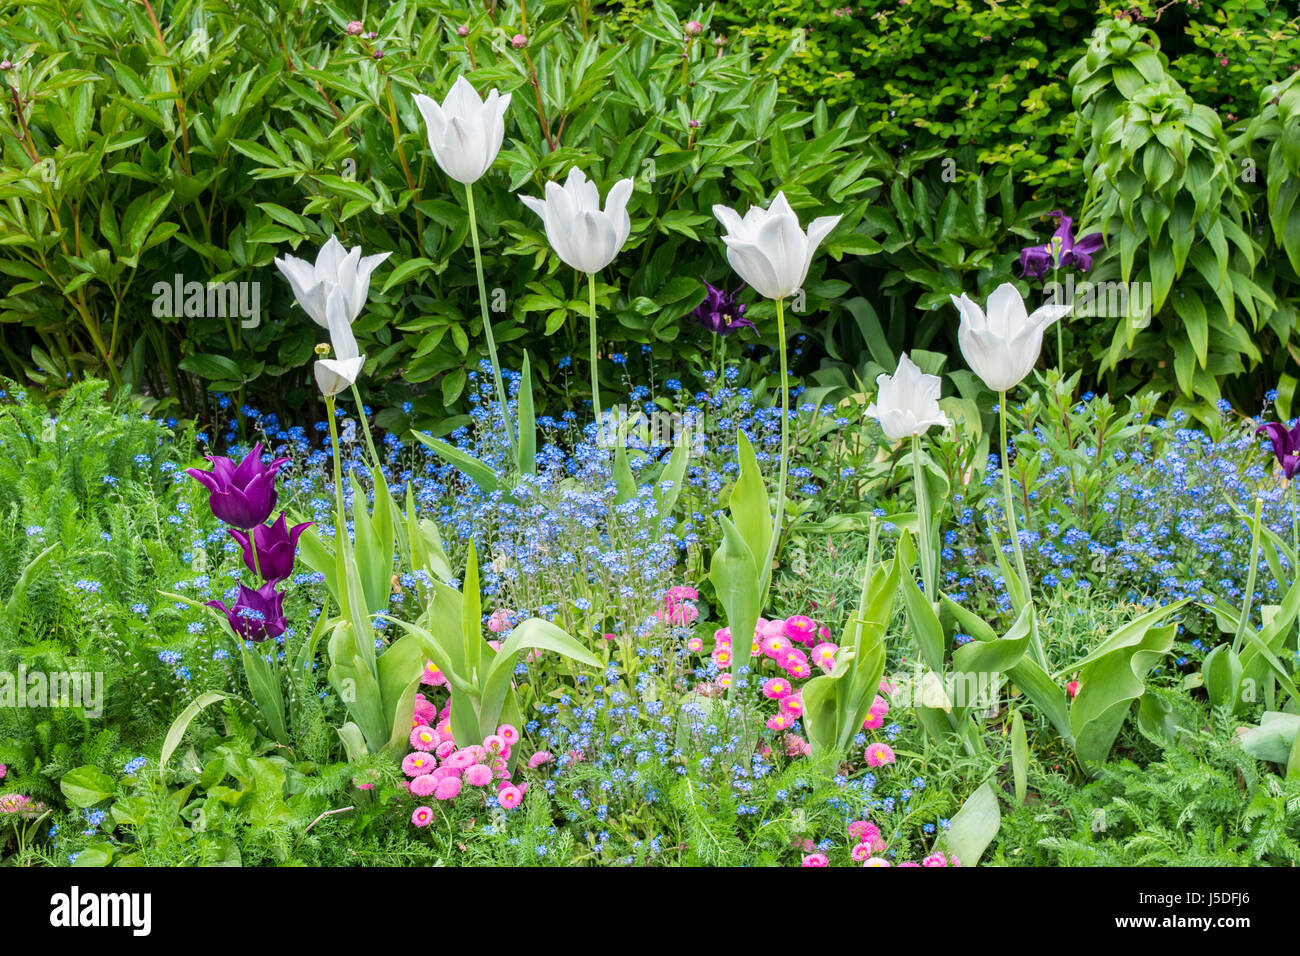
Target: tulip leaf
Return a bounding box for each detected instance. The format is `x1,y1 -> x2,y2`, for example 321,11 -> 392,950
411,431 -> 503,495
517,350 -> 537,476
613,443 -> 636,505
1071,621 -> 1178,765
729,431 -> 771,594
940,782 -> 1001,867
1201,642 -> 1242,710
60,766 -> 117,809
160,691 -> 232,769
709,515 -> 761,685
4,542 -> 59,619
653,437 -> 690,526
1010,709 -> 1028,805
241,643 -> 288,745
462,540 -> 483,677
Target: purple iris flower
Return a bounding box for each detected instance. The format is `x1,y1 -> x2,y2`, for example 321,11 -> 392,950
1019,211 -> 1105,279
206,581 -> 288,643
690,280 -> 754,337
185,442 -> 289,529
228,513 -> 313,584
1257,421 -> 1300,479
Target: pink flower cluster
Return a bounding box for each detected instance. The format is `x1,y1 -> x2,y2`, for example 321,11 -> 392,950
656,585 -> 700,627
798,821 -> 960,867
0,792 -> 44,818
405,721 -> 529,827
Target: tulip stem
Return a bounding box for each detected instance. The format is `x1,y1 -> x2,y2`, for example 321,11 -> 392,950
326,395 -> 347,541
911,434 -> 936,600
999,391 -> 1032,607
1233,497 -> 1264,656
464,183 -> 514,457
761,296 -> 790,600
349,382 -> 382,473
249,533 -> 263,583
587,271 -> 602,434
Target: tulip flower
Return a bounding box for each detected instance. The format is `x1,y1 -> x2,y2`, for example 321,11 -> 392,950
1019,211 -> 1102,375
868,353 -> 951,598
413,76 -> 512,185
519,168 -> 635,275
712,191 -> 840,301
186,442 -> 289,530
1257,421 -> 1300,480
1019,211 -> 1104,279
951,283 -> 1069,616
690,280 -> 753,337
206,581 -> 288,643
950,283 -> 1072,394
519,167 -> 636,429
712,191 -> 841,620
866,353 -> 951,442
229,513 -> 313,584
273,235 -> 390,329
412,75 -> 513,450
314,287 -> 366,398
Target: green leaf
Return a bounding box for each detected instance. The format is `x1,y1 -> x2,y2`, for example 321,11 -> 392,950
60,766 -> 116,808
160,691 -> 230,768
940,782 -> 1001,867
411,431 -> 503,494
1010,710 -> 1028,805
517,351 -> 536,476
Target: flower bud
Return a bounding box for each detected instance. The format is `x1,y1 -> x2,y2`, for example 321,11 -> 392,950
346,20 -> 363,36
511,33 -> 528,49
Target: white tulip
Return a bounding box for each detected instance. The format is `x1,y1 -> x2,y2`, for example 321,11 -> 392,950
866,353 -> 951,441
314,287 -> 366,397
950,283 -> 1073,393
519,168 -> 635,274
711,191 -> 840,300
413,75 -> 512,185
274,235 -> 389,329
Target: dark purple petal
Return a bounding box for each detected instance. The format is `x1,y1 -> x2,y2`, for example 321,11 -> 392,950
1019,246 -> 1051,279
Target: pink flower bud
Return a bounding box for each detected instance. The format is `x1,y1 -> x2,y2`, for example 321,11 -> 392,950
511,33 -> 528,49
346,20 -> 363,36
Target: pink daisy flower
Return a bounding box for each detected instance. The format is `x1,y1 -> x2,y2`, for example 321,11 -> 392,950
409,724 -> 439,751
811,641 -> 838,671
870,694 -> 889,717
864,742 -> 895,767
497,785 -> 523,809
762,677 -> 793,700
783,734 -> 810,757
766,712 -> 793,732
528,751 -> 554,769
784,615 -> 817,644
435,739 -> 457,759
420,660 -> 448,687
922,852 -> 948,867
497,724 -> 520,745
465,764 -> 493,787
800,852 -> 829,867
482,734 -> 508,756
713,626 -> 731,646
409,774 -> 438,797
862,713 -> 884,730
762,634 -> 793,659
433,776 -> 462,800
687,636 -> 704,653
402,752 -> 436,777
863,857 -> 892,867
850,843 -> 872,862
712,647 -> 733,668
411,806 -> 434,827
443,749 -> 477,771
779,692 -> 804,719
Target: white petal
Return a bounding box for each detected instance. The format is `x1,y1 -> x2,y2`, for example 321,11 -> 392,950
986,282 -> 1029,339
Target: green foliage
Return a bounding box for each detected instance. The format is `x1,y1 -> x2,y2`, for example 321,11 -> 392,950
996,714 -> 1300,866
0,0 -> 876,428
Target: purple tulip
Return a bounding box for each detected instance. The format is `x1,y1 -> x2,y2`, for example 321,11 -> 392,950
1257,421 -> 1300,479
228,513 -> 313,584
1019,211 -> 1105,279
206,582 -> 288,643
185,442 -> 289,530
690,280 -> 754,337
